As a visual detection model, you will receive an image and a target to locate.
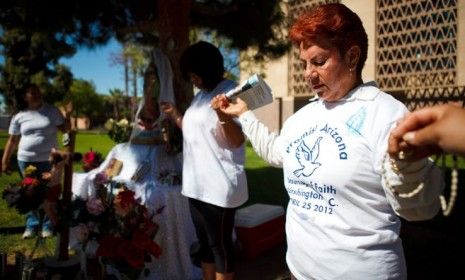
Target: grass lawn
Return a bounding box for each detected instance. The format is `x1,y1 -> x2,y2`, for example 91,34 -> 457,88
0,130 -> 287,260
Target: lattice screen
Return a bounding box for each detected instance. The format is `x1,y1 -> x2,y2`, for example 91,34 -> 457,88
376,0 -> 464,110
288,0 -> 339,97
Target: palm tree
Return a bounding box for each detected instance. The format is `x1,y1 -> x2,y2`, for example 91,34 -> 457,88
108,88 -> 124,119
110,43 -> 148,117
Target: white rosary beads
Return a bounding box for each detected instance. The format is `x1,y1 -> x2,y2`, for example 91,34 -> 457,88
381,153 -> 426,198
383,152 -> 460,216
439,156 -> 459,216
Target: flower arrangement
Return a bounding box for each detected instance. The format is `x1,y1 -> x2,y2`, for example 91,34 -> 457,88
2,165 -> 55,215
70,172 -> 163,279
82,149 -> 103,172
105,118 -> 133,143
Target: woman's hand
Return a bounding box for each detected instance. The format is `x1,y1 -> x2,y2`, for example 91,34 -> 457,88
160,102 -> 182,128
210,95 -> 249,118
210,94 -> 246,148
160,102 -> 175,116
160,102 -> 178,119
1,161 -> 12,175
1,134 -> 20,176
388,104 -> 465,159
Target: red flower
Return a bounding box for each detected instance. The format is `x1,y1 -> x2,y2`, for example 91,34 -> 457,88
133,229 -> 162,258
83,151 -> 97,165
21,177 -> 40,187
82,150 -> 102,171
116,189 -> 137,206
114,189 -> 138,217
116,240 -> 145,268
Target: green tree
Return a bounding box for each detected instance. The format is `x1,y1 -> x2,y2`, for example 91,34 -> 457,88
1,0 -> 289,111
109,43 -> 149,117
107,88 -> 125,120
66,79 -> 105,128
123,44 -> 148,116
0,1 -> 114,111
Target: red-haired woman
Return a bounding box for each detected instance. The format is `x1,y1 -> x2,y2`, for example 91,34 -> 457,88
212,3 -> 444,279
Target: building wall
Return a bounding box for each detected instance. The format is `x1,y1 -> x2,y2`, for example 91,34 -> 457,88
458,0 -> 465,86
342,0 -> 376,82
240,54 -> 289,133
239,1 -> 294,133
72,117 -> 91,130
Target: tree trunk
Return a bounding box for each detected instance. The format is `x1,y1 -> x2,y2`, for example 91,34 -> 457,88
132,67 -> 137,118
113,100 -> 118,120
157,0 -> 193,112
58,130 -> 76,261
124,55 -> 130,118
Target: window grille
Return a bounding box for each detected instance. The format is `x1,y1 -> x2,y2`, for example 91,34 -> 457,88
376,0 -> 464,109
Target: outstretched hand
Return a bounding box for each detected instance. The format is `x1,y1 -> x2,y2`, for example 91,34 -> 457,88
388,104 -> 465,159
44,148 -> 70,184
160,102 -> 175,115
210,95 -> 249,118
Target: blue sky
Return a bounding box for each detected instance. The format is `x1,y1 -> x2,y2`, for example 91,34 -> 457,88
60,38 -> 125,95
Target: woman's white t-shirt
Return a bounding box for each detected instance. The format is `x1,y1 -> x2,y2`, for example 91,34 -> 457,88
239,82 -> 444,279
181,79 -> 248,208
9,104 -> 64,162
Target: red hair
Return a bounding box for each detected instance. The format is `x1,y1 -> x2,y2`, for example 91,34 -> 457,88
289,3 -> 368,75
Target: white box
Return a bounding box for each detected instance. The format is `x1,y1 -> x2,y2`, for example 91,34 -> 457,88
235,203 -> 286,259
235,203 -> 284,227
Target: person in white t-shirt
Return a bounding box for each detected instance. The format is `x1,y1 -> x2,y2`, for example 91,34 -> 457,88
2,84 -> 70,239
211,3 -> 445,280
161,41 -> 247,280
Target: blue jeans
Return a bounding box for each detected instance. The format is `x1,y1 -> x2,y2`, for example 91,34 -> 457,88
18,160 -> 53,231
25,210 -> 52,231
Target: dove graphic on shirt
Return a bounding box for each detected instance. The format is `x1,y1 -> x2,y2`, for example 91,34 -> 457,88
293,136 -> 323,177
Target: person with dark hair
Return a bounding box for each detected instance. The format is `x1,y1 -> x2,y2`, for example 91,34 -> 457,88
179,41 -> 226,91
2,84 -> 70,239
211,3 -> 444,279
161,41 -> 247,280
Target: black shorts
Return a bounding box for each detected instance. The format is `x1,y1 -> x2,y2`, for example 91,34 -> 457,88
188,198 -> 237,273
